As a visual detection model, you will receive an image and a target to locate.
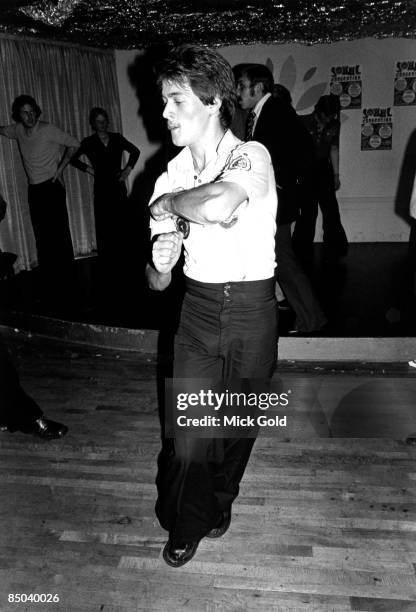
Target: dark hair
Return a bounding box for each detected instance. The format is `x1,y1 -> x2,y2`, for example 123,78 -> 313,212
155,44 -> 236,130
232,63 -> 252,82
11,95 -> 41,123
89,107 -> 109,128
234,63 -> 274,95
272,83 -> 292,106
314,94 -> 340,117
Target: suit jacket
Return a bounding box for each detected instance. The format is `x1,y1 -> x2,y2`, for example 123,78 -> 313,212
252,96 -> 315,225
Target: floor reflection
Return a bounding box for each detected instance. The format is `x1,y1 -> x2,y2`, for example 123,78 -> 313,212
1,242 -> 415,338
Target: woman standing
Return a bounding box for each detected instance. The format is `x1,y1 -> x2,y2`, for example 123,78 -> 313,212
72,108 -> 140,261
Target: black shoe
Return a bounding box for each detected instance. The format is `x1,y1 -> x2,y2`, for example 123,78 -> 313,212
162,539 -> 200,568
21,418 -> 68,440
206,508 -> 232,539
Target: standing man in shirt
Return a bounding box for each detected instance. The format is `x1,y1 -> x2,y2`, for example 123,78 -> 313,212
235,64 -> 327,334
0,95 -> 79,302
147,45 -> 278,567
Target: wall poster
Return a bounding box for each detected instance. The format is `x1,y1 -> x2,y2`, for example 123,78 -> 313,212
361,107 -> 392,151
394,61 -> 416,106
330,64 -> 362,109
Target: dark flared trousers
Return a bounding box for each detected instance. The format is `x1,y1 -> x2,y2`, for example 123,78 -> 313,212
292,160 -> 348,262
0,338 -> 42,431
155,276 -> 278,545
28,179 -> 74,296
276,222 -> 327,332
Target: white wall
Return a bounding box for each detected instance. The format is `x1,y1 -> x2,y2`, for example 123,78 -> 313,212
116,38 -> 416,242
115,50 -> 160,182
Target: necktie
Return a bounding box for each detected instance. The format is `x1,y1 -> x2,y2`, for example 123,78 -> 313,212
245,109 -> 256,141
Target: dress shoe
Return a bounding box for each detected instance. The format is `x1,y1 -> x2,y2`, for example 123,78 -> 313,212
21,418 -> 68,440
162,539 -> 200,568
206,508 -> 232,539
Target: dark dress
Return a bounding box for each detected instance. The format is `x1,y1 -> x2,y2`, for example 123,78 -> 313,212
71,132 -> 140,259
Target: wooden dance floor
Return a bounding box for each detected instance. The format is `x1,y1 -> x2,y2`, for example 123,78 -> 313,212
1,330 -> 416,611
2,242 -> 416,337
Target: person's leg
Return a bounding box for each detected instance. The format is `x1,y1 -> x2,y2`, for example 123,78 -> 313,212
317,162 -> 348,260
292,178 -> 319,265
28,180 -> 74,303
213,278 -> 278,512
158,279 -> 278,566
156,284 -> 225,545
0,336 -> 68,439
276,223 -> 327,332
0,339 -> 43,431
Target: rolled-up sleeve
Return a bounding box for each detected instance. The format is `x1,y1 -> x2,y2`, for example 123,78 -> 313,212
1,124 -> 17,139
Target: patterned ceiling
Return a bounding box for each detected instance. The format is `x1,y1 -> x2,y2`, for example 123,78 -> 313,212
0,0 -> 415,49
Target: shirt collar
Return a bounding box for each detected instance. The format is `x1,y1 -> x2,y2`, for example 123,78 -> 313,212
178,129 -> 239,171
253,92 -> 271,118
216,128 -> 239,155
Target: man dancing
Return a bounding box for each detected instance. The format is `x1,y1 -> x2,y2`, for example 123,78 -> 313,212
146,45 -> 278,567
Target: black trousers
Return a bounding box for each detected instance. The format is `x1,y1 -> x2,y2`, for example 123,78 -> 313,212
93,181 -> 128,259
0,339 -> 42,431
276,222 -> 327,332
292,160 -> 348,262
155,277 -> 278,545
28,179 -> 74,295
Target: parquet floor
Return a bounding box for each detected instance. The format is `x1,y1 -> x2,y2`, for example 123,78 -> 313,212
1,332 -> 416,611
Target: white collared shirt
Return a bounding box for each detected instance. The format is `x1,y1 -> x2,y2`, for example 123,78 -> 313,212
149,130 -> 277,283
251,93 -> 271,133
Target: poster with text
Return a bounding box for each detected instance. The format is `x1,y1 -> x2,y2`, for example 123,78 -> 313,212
394,60 -> 416,106
330,64 -> 362,109
361,107 -> 392,151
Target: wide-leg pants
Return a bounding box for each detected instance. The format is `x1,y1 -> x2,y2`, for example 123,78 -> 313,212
155,277 -> 278,545
276,222 -> 327,332
28,179 -> 74,269
292,160 -> 348,262
0,338 -> 42,431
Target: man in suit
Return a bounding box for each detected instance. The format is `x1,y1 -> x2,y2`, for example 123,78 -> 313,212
234,64 -> 327,334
